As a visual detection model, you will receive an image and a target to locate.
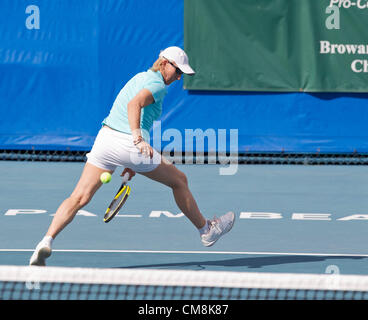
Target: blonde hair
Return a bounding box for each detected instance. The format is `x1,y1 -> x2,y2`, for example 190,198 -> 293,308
150,57 -> 166,72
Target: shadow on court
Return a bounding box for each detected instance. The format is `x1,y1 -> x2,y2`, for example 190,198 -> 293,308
119,255 -> 367,271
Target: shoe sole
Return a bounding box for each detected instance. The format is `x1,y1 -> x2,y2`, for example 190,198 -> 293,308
202,212 -> 235,247
30,247 -> 52,266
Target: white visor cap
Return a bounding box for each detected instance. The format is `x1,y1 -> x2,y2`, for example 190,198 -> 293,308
159,46 -> 195,75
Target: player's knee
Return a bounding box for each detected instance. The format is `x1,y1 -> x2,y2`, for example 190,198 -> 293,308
171,170 -> 188,190
70,192 -> 92,208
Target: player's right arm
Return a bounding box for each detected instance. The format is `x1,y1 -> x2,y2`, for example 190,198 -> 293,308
127,89 -> 155,158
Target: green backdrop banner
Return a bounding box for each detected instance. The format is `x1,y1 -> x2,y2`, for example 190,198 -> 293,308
184,0 -> 368,92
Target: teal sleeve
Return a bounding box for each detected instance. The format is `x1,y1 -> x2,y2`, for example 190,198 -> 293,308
144,81 -> 166,103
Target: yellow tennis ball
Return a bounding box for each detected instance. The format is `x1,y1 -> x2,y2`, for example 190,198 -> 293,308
100,172 -> 112,184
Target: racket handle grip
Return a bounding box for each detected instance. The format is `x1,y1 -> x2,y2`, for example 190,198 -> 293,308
122,171 -> 130,183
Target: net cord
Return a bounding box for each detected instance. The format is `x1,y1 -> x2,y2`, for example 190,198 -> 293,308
1,266 -> 368,292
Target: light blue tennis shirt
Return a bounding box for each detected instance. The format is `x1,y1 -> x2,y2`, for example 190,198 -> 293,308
102,69 -> 167,142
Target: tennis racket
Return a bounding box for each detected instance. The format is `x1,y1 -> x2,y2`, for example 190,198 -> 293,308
104,172 -> 131,223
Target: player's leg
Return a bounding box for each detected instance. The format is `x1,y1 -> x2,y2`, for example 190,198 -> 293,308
46,162 -> 110,238
139,157 -> 235,247
139,157 -> 207,229
29,162 -> 110,266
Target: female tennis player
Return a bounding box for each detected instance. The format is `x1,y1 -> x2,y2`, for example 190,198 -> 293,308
30,46 -> 235,266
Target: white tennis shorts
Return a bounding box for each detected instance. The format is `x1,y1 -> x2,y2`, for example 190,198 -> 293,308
86,126 -> 161,173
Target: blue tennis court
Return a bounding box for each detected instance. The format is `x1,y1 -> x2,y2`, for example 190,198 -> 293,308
1,161 -> 368,276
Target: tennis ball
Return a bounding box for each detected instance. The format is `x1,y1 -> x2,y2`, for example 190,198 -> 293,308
100,172 -> 112,184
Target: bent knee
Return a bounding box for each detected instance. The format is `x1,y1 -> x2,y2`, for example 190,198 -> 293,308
170,170 -> 188,190
69,192 -> 93,208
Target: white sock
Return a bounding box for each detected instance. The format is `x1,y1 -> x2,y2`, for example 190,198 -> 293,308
38,235 -> 53,248
198,221 -> 210,235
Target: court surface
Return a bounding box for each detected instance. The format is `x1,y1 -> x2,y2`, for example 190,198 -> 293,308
1,161 -> 368,275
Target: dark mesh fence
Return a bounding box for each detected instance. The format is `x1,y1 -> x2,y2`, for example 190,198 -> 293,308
1,149 -> 368,165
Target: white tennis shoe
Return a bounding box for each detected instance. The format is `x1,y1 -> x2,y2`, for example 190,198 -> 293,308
201,211 -> 235,247
29,241 -> 52,266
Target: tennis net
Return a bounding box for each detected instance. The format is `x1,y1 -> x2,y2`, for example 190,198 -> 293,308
1,265 -> 368,300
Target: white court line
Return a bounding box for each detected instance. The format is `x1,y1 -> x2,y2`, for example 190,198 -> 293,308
1,249 -> 368,257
